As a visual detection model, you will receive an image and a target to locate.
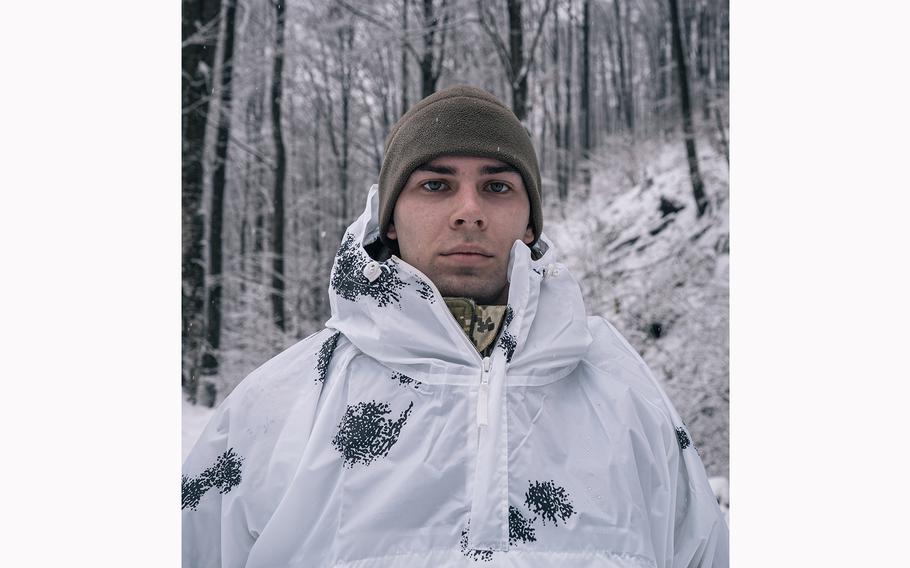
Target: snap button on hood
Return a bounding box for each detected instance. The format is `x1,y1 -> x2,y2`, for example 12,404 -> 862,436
362,261 -> 382,282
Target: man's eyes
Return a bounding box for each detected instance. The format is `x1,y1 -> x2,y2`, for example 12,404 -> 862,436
418,180 -> 511,193
421,180 -> 448,192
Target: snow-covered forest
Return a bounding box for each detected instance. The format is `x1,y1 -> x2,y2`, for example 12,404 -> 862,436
182,0 -> 729,478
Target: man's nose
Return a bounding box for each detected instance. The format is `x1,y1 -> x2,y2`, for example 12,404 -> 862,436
450,186 -> 486,230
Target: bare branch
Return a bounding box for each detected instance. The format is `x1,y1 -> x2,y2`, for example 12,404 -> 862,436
337,0 -> 420,60
316,38 -> 341,160
432,0 -> 452,83
515,0 -> 554,87
475,0 -> 512,76
182,15 -> 221,49
335,0 -> 392,30
422,0 -> 437,70
228,131 -> 275,168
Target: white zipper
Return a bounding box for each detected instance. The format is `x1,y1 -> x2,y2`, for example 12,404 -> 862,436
391,259 -> 495,430
477,356 -> 492,427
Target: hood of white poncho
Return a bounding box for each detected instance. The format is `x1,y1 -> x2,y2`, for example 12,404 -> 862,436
326,184 -> 593,386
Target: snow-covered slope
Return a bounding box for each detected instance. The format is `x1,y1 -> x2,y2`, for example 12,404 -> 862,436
545,137 -> 729,477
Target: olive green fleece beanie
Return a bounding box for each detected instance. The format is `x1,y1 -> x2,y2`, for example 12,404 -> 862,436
378,85 -> 543,247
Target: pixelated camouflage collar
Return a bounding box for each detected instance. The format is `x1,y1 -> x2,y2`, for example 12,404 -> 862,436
443,297 -> 507,356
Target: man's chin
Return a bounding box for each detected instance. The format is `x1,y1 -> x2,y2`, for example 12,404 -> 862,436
434,278 -> 508,305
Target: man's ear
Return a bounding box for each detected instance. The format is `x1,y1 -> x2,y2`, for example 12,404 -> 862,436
522,225 -> 534,245
386,221 -> 398,241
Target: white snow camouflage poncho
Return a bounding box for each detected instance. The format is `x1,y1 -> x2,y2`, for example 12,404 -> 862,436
182,185 -> 729,567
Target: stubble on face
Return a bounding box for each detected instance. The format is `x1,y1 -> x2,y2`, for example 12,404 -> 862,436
431,252 -> 510,305
387,156 -> 534,305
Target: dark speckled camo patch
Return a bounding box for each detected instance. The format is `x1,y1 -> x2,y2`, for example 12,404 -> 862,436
498,306 -> 517,363
415,279 -> 436,303
391,371 -> 422,390
508,505 -> 537,546
331,233 -> 407,307
460,524 -> 494,562
332,400 -> 414,467
315,331 -> 341,384
676,426 -> 692,450
461,482 -> 574,553
181,448 -> 245,510
524,480 -> 576,526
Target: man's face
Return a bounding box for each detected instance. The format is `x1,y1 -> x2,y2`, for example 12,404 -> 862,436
387,155 -> 534,305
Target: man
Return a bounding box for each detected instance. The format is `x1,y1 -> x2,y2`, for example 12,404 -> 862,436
182,85 -> 728,567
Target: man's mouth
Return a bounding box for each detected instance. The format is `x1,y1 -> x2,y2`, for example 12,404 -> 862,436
439,247 -> 494,266
440,246 -> 493,257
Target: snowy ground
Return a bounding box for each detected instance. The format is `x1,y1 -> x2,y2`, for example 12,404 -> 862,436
182,398 -> 215,462
708,476 -> 730,524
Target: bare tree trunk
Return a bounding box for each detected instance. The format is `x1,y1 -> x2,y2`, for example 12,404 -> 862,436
611,0 -> 632,132
566,2 -> 575,183
507,0 -> 527,121
603,9 -> 621,134
201,0 -> 238,381
420,0 -> 439,97
713,104 -> 729,165
477,0 -> 552,123
339,23 -> 354,224
538,79 -> 548,170
622,0 -> 635,132
698,5 -> 711,121
552,1 -> 565,201
656,23 -> 669,130
241,70 -> 267,296
668,0 -> 708,217
580,0 -> 591,191
560,0 -> 574,201
598,36 -> 612,134
606,1 -> 619,130
379,47 -> 392,141
401,0 -> 410,114
254,191 -> 265,282
182,0 -> 221,401
315,38 -> 342,239
270,0 -> 288,331
365,88 -> 384,174
642,14 -> 662,136
724,3 -> 730,86
311,103 -> 325,322
252,83 -> 267,290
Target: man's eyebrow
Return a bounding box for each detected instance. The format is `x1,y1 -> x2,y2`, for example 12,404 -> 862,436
415,164 -> 456,175
480,164 -> 520,175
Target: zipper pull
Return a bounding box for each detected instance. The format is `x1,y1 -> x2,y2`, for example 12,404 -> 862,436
477,357 -> 492,427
